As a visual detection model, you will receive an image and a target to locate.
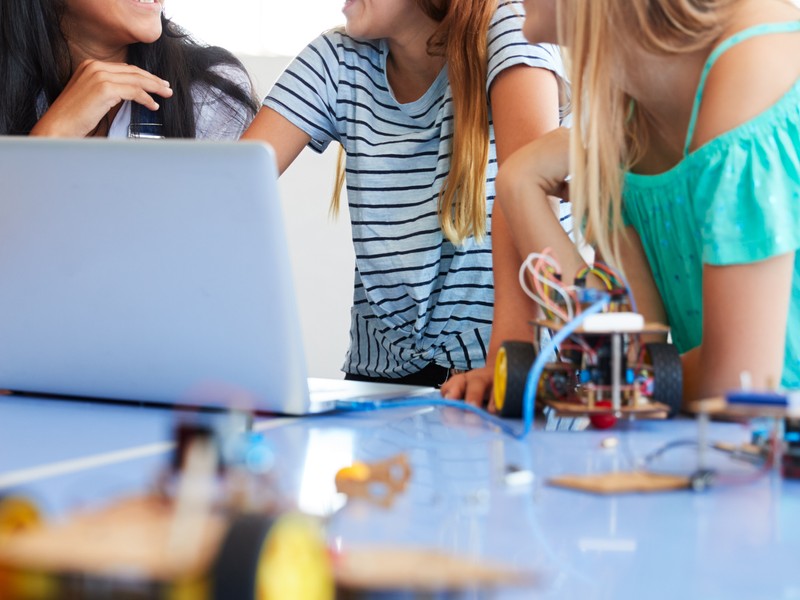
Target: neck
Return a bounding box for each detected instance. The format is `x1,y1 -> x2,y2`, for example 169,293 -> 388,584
385,18 -> 445,104
67,40 -> 128,72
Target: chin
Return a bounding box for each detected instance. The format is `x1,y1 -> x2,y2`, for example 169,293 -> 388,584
139,26 -> 163,44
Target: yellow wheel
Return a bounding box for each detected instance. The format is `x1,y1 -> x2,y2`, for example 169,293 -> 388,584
212,513 -> 333,600
493,342 -> 535,418
0,496 -> 40,539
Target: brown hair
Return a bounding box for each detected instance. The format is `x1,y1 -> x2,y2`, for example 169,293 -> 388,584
560,0 -> 734,266
331,0 -> 498,245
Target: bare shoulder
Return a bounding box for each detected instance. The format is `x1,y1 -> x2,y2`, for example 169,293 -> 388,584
691,1 -> 800,150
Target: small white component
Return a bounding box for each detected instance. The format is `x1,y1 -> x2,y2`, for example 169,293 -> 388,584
505,469 -> 535,488
788,391 -> 800,416
581,312 -> 644,333
739,370 -> 753,391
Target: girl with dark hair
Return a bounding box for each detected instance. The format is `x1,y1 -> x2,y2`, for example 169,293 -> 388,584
243,0 -> 570,387
0,0 -> 259,138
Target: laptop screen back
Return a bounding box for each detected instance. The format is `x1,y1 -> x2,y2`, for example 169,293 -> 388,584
0,138 -> 310,413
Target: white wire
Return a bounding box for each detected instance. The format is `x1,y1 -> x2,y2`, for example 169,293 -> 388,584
518,255 -> 563,320
520,253 -> 573,321
518,252 -> 575,321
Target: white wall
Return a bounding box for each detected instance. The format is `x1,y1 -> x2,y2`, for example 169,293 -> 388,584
239,55 -> 354,379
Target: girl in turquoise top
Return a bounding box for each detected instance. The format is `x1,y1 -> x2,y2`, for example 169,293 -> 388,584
444,0 -> 800,406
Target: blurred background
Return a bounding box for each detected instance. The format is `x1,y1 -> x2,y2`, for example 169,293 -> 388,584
167,0 -> 344,56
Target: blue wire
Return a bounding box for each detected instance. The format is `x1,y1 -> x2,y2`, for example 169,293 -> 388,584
518,296 -> 610,437
337,296 -> 611,440
618,273 -> 638,314
336,396 -> 525,438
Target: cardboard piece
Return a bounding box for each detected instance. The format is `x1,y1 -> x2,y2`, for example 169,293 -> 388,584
545,400 -> 669,419
548,471 -> 690,495
334,546 -> 535,591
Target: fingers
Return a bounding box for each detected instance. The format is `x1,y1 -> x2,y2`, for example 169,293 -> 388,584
463,373 -> 492,408
77,59 -> 173,107
95,73 -> 173,104
117,83 -> 167,111
78,59 -> 171,89
441,368 -> 493,408
34,60 -> 175,136
440,375 -> 466,400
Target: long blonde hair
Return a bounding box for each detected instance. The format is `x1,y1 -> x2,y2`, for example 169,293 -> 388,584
331,0 -> 497,245
560,0 -> 735,267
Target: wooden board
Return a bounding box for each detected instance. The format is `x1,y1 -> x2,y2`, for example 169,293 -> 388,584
548,471 -> 690,495
687,397 -> 800,419
544,400 -> 669,419
334,546 -> 535,591
0,497 -> 225,581
0,496 -> 534,594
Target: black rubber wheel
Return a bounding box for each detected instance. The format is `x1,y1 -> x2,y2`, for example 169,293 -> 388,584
212,513 -> 274,600
212,513 -> 333,600
494,341 -> 536,419
645,342 -> 683,417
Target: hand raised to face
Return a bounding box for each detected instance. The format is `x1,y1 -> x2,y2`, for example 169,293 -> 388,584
30,60 -> 173,138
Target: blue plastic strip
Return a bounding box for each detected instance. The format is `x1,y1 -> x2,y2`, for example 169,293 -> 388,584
337,296 -> 611,440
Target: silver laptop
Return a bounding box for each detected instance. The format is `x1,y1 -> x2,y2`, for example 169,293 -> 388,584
0,138 -> 433,414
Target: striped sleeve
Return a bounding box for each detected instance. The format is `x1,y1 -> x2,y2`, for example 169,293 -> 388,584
263,30 -> 342,153
486,0 -> 566,91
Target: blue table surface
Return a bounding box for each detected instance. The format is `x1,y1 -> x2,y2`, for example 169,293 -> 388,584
1,392 -> 799,599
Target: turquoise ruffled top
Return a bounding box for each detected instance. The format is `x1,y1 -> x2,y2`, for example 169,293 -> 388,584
622,22 -> 800,388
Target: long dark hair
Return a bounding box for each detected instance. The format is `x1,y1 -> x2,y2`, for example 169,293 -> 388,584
0,0 -> 259,136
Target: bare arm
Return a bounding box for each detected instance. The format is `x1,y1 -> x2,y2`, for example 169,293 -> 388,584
494,127 -> 582,279
470,123 -> 792,407
616,229 -> 668,334
241,107 -> 311,175
499,134 -> 669,333
678,27 -> 799,400
441,65 -> 561,405
682,256 -> 793,402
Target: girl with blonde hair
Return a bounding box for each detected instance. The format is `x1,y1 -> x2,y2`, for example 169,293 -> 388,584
472,0 -> 800,404
244,0 -> 569,385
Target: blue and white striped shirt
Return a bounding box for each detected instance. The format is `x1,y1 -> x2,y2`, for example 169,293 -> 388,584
266,1 -> 568,378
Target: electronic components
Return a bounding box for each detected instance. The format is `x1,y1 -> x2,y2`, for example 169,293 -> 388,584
494,250 -> 682,426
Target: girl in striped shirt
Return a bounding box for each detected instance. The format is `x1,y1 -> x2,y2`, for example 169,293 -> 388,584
243,0 -> 569,386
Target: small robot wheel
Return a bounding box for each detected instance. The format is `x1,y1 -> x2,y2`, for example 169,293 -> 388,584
212,512 -> 333,600
494,342 -> 536,419
645,342 -> 683,417
0,495 -> 41,538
